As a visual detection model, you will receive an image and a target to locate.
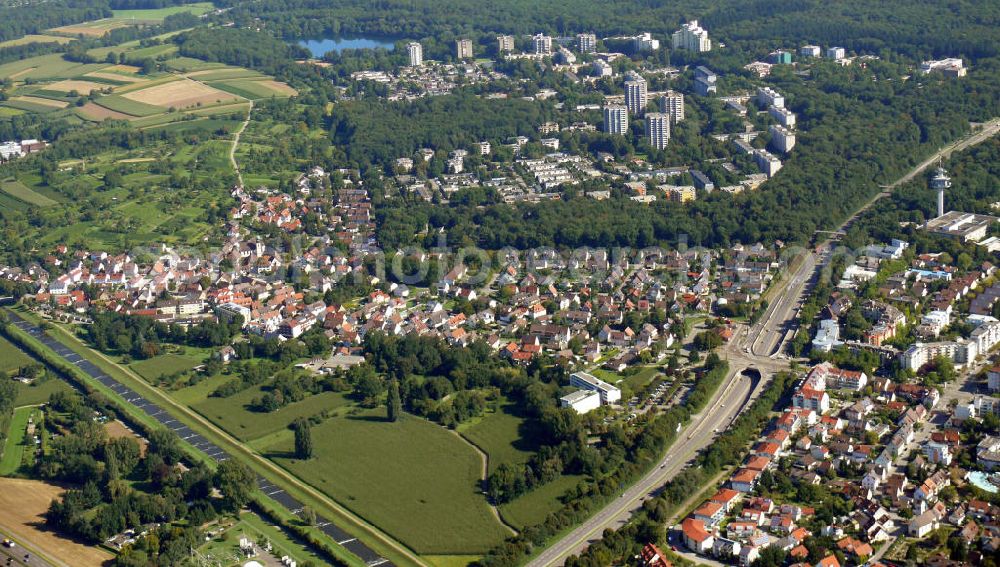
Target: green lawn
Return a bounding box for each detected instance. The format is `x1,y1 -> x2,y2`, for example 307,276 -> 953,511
198,511 -> 329,567
130,353 -> 200,382
194,389 -> 352,442
460,402 -> 538,474
498,474 -> 585,530
0,406 -> 36,475
269,411 -> 510,554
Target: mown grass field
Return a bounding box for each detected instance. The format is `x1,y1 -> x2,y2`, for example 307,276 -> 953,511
14,378 -> 73,407
0,34 -> 72,48
92,93 -> 166,117
194,389 -> 352,442
498,474 -> 585,529
269,411 -> 510,554
460,402 -> 538,474
0,406 -> 36,475
0,335 -> 33,373
130,353 -> 201,382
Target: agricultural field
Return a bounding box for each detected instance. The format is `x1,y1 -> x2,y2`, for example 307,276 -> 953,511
48,18 -> 134,38
207,78 -> 299,100
268,410 -> 511,554
112,2 -> 215,22
0,34 -> 72,48
122,77 -> 244,109
0,477 -> 114,566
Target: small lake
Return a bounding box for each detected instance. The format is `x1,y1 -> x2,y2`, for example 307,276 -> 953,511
297,37 -> 396,58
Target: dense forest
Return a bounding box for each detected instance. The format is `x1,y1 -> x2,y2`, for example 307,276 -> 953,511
0,0 -> 110,43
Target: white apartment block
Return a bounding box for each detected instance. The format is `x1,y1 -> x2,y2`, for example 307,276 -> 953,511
660,91 -> 684,123
632,32 -> 660,52
826,46 -> 846,60
406,42 -> 423,66
921,58 -> 966,78
497,35 -> 515,52
624,73 -> 648,116
645,113 -> 671,150
757,86 -> 784,109
455,39 -> 473,59
769,124 -> 796,153
603,105 -> 628,135
533,33 -> 552,55
672,20 -> 711,52
754,149 -> 782,177
592,59 -> 613,77
577,32 -> 597,53
800,45 -> 821,58
769,105 -> 796,128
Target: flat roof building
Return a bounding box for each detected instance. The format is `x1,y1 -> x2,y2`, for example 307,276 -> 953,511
570,371 -> 621,404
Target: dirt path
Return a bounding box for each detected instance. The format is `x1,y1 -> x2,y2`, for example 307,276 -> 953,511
450,430 -> 520,536
230,99 -> 252,187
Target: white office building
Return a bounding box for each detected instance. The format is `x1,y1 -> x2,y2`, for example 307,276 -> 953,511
406,42 -> 423,66
570,371 -> 622,404
645,113 -> 670,150
533,33 -> 552,55
603,105 -> 628,135
672,20 -> 712,52
560,390 -> 602,414
660,91 -> 685,123
577,33 -> 597,53
624,73 -> 648,116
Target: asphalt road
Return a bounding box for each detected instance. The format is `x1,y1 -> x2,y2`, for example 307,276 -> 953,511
0,534 -> 55,567
5,311 -> 391,567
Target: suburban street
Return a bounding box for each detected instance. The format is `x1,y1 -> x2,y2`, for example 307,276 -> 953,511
529,118 -> 1000,566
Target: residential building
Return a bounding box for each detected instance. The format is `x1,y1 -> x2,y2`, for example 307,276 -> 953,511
921,58 -> 966,78
826,46 -> 846,60
407,42 -> 423,66
694,66 -> 717,96
801,45 -> 821,58
497,35 -> 515,52
768,50 -> 792,64
754,149 -> 783,177
532,33 -> 552,55
672,20 -> 711,52
645,113 -> 670,150
455,39 -> 474,59
770,124 -> 796,153
603,105 -> 629,135
632,32 -> 660,52
659,91 -> 685,123
624,73 -> 648,116
769,106 -> 796,128
682,518 -> 714,553
592,59 -> 613,77
577,33 -> 597,53
757,87 -> 784,109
